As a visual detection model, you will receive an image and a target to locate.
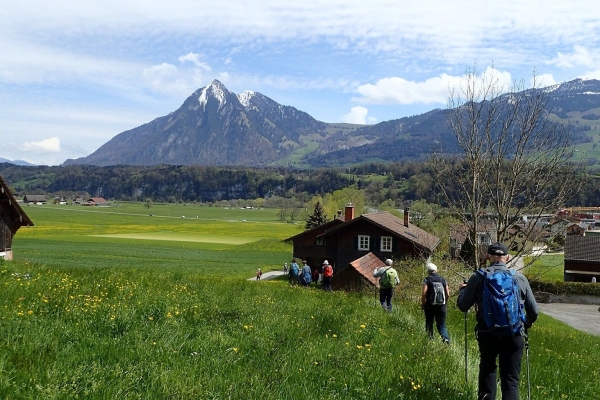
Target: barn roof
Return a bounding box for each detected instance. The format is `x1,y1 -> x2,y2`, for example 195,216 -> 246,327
0,175 -> 34,231
565,236 -> 600,262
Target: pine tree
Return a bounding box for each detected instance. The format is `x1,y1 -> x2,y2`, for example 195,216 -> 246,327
305,201 -> 328,230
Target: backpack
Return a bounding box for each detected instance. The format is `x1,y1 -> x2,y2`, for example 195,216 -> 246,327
478,269 -> 526,335
323,265 -> 333,278
380,267 -> 398,289
427,276 -> 446,306
290,263 -> 299,277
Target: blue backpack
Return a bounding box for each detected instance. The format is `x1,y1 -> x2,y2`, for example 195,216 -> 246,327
478,269 -> 526,335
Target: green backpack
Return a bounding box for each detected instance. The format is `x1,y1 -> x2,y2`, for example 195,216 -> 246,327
380,267 -> 398,289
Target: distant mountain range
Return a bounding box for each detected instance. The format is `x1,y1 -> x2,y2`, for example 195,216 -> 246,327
0,157 -> 35,166
64,78 -> 600,168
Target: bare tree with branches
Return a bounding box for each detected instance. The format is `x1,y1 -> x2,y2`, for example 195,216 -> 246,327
431,67 -> 586,270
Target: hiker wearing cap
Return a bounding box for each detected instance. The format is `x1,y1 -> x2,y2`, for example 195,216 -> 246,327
421,262 -> 450,343
322,260 -> 333,291
457,242 -> 539,400
373,259 -> 400,312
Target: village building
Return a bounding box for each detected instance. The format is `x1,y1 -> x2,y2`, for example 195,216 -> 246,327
84,197 -> 108,206
285,204 -> 440,291
22,194 -> 47,204
0,175 -> 34,260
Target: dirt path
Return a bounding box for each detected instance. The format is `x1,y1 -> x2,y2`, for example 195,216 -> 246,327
538,303 -> 600,336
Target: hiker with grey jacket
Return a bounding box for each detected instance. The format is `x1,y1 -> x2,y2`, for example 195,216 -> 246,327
373,259 -> 399,312
457,242 -> 538,400
421,262 -> 450,343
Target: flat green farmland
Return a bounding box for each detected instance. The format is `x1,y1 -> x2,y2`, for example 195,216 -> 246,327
13,204 -> 302,277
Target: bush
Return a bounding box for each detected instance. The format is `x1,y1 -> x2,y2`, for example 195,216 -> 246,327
529,279 -> 600,296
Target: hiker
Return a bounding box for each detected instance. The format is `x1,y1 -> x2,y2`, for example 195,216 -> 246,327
373,259 -> 399,312
322,260 -> 333,291
300,260 -> 312,286
457,242 -> 539,400
312,267 -> 320,287
283,262 -> 288,274
256,268 -> 262,280
289,259 -> 299,284
421,262 -> 450,343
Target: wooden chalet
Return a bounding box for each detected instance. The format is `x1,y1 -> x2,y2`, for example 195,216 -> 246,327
285,204 -> 440,291
0,175 -> 34,260
564,235 -> 600,282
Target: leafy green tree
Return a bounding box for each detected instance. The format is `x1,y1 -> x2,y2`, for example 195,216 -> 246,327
305,201 -> 329,230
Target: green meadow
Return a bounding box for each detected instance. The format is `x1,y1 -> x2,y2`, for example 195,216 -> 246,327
1,203 -> 599,399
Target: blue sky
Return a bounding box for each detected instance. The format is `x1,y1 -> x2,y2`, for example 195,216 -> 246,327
2,1 -> 600,165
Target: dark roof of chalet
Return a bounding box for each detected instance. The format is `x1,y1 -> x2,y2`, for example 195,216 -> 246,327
347,252 -> 386,287
284,218 -> 346,242
319,211 -> 441,252
23,194 -> 46,202
565,236 -> 600,262
0,175 -> 34,228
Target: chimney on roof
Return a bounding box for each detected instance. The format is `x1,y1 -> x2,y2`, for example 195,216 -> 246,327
345,203 -> 354,221
404,205 -> 410,227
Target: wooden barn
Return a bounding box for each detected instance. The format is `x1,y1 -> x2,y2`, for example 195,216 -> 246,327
564,235 -> 600,282
332,252 -> 385,291
0,175 -> 34,260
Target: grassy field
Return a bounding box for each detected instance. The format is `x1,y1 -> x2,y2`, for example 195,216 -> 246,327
1,203 -> 599,399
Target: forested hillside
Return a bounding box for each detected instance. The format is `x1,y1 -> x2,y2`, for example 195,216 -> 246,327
2,162 -> 598,208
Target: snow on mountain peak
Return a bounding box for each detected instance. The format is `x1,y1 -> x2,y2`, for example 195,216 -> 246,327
238,91 -> 255,108
198,80 -> 227,109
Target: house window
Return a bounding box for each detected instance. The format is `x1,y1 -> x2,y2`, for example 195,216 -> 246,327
358,235 -> 370,251
381,236 -> 392,252
316,239 -> 325,246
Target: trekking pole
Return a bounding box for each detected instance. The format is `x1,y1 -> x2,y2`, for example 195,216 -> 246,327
524,327 -> 531,400
463,279 -> 468,383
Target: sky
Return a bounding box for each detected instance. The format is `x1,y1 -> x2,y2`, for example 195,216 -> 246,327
2,1 -> 600,166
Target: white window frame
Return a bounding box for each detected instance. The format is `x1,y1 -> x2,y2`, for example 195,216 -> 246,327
380,236 -> 393,252
358,235 -> 370,251
316,238 -> 325,246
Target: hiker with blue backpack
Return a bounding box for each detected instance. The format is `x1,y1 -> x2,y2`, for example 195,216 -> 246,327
373,259 -> 400,312
289,259 -> 300,284
421,262 -> 450,343
457,242 -> 538,400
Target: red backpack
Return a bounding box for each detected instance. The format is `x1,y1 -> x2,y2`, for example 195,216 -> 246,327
323,265 -> 333,278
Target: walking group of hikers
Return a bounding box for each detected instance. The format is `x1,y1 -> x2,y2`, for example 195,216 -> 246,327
374,243 -> 538,400
274,241 -> 537,399
284,259 -> 333,291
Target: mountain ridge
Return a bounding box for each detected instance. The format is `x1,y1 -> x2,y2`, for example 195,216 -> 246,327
64,78 -> 600,168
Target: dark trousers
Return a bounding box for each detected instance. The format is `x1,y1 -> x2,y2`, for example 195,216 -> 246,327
476,330 -> 524,400
424,304 -> 450,341
323,276 -> 332,291
379,288 -> 394,311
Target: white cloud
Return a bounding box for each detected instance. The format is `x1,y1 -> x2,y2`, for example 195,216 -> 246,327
534,73 -> 558,87
342,106 -> 376,124
549,45 -> 598,69
142,63 -> 205,96
354,67 -> 513,106
20,137 -> 61,153
178,52 -> 212,71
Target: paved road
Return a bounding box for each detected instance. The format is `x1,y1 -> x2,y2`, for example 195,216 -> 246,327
538,303 -> 600,336
247,270 -> 286,281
